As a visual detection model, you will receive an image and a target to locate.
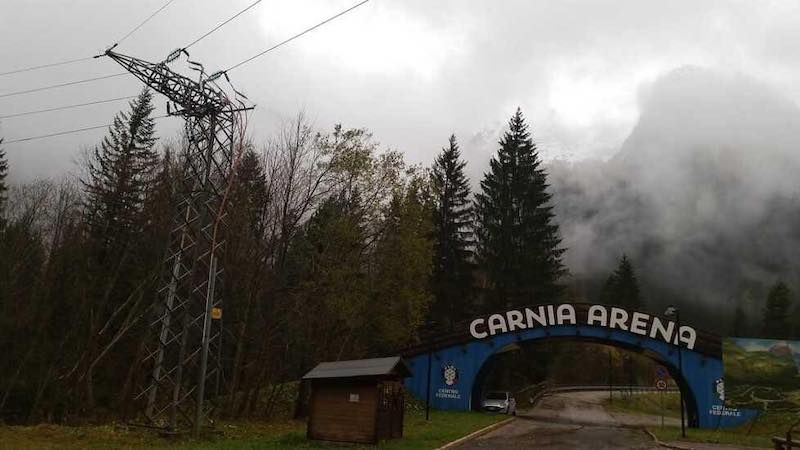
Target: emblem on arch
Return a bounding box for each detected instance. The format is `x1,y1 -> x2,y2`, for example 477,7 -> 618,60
442,364 -> 459,386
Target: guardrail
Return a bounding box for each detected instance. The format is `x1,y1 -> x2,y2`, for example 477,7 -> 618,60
773,419 -> 800,449
518,384 -> 679,409
772,437 -> 798,449
546,384 -> 680,394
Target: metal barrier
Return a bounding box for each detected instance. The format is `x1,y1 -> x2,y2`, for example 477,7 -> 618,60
519,384 -> 679,409
773,419 -> 800,450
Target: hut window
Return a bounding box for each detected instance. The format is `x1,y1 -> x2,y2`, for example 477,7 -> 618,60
348,393 -> 360,402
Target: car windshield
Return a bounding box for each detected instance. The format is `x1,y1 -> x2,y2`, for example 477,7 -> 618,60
486,392 -> 507,400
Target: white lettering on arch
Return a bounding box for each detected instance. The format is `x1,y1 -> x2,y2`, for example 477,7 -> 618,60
525,306 -> 548,328
469,318 -> 487,339
465,304 -> 701,352
676,326 -> 697,350
650,317 -> 674,343
609,308 -> 629,331
487,314 -> 508,335
506,310 -> 526,331
556,304 -> 576,324
587,305 -> 608,326
630,312 -> 649,336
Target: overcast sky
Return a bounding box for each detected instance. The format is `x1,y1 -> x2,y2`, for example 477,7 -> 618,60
2,0 -> 800,180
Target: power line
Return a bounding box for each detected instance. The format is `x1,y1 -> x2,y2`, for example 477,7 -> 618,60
0,73 -> 127,99
226,0 -> 371,73
0,57 -> 95,77
184,0 -> 264,50
0,0 -> 176,78
4,123 -> 115,144
116,0 -> 179,46
0,95 -> 137,119
3,115 -> 170,144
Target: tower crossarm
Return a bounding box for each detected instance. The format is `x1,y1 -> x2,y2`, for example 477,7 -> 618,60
105,50 -> 230,117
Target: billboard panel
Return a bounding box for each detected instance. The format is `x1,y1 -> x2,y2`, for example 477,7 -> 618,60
722,337 -> 800,412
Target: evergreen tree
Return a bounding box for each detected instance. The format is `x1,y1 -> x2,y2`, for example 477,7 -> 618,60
731,304 -> 747,337
82,88 -> 158,252
77,89 -> 159,409
474,108 -> 565,310
370,178 -> 434,351
600,254 -> 642,309
431,134 -> 474,329
0,138 -> 7,229
762,281 -> 793,339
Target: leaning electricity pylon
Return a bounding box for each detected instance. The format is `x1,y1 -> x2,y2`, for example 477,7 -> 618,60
103,48 -> 252,435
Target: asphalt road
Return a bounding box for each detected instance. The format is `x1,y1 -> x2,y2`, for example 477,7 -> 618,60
455,391 -> 751,450
456,417 -> 661,450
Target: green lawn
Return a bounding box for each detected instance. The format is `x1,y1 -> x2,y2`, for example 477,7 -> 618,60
606,392 -> 799,449
649,412 -> 798,450
0,410 -> 507,450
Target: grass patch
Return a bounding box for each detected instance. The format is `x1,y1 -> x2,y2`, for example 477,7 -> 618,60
649,412 -> 799,450
649,426 -> 775,449
376,410 -> 507,450
0,409 -> 507,450
604,391 -> 681,418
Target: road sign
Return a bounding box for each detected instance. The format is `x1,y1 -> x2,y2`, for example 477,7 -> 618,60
655,365 -> 668,378
656,379 -> 668,390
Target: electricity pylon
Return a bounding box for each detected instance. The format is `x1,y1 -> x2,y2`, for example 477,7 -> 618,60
104,49 -> 251,435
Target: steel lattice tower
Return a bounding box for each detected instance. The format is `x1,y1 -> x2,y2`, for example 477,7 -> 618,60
104,49 -> 250,435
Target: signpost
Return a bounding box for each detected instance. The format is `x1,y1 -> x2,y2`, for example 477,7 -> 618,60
655,365 -> 668,428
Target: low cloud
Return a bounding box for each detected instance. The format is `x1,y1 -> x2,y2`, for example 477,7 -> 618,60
550,66 -> 800,309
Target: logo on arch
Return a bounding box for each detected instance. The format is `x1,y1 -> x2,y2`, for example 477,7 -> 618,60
714,378 -> 725,402
442,364 -> 459,386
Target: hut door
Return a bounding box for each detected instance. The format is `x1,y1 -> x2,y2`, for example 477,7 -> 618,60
378,381 -> 405,439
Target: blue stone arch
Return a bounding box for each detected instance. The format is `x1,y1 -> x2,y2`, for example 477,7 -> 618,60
404,320 -> 758,428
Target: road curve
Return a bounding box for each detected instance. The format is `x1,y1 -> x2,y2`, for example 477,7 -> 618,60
454,391 -> 754,450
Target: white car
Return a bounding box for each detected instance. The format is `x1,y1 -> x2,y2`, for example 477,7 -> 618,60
481,391 -> 516,415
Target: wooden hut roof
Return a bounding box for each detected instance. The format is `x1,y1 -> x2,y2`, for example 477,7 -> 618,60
302,356 -> 411,380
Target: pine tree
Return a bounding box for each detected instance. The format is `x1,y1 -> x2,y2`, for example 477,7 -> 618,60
762,281 -> 793,339
431,134 -> 474,329
731,304 -> 747,336
600,255 -> 642,309
82,88 -> 158,252
474,108 -> 566,309
77,89 -> 159,408
0,138 -> 7,230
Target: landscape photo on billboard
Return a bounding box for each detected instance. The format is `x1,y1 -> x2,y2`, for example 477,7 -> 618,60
722,337 -> 800,412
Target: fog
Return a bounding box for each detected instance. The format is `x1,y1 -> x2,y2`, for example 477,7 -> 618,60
549,66 -> 800,314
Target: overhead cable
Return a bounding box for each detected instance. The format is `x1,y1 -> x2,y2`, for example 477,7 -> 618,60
226,0 -> 371,73
183,0 -> 264,50
115,0 -> 179,46
0,95 -> 137,119
0,56 -> 95,78
1,0 -> 177,77
0,73 -> 127,99
3,115 -> 170,144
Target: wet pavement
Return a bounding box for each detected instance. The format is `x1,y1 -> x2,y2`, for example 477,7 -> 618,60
455,391 -> 758,450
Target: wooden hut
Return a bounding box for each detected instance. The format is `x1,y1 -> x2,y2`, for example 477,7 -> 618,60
303,356 -> 411,444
